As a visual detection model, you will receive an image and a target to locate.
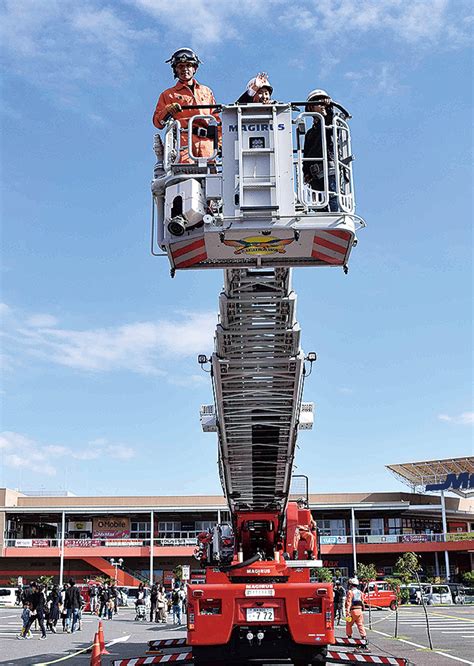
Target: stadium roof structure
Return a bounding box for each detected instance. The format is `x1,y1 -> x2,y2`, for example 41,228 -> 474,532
387,456 -> 474,497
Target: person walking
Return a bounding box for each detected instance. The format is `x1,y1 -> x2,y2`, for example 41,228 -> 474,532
23,582 -> 47,640
333,580 -> 345,625
171,584 -> 184,625
89,584 -> 98,614
17,600 -> 32,639
109,583 -> 118,615
46,585 -> 61,633
345,577 -> 368,646
98,583 -> 110,619
64,578 -> 82,633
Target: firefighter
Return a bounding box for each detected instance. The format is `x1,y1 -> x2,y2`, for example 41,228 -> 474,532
345,577 -> 368,646
153,48 -> 221,164
236,72 -> 275,104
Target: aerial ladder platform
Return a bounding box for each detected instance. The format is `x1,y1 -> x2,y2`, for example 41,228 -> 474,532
146,101 -> 405,666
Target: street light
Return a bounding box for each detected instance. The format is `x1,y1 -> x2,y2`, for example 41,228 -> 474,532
110,557 -> 123,582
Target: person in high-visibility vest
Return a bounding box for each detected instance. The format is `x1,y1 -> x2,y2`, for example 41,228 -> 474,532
153,48 -> 221,164
345,577 -> 368,644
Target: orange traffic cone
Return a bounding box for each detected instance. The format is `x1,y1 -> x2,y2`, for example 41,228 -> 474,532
97,620 -> 110,655
90,631 -> 101,666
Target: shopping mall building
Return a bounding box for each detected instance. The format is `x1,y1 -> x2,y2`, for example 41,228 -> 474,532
1,457 -> 473,587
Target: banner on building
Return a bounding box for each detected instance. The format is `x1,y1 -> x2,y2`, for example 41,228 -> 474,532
181,565 -> 190,581
32,539 -> 50,547
92,516 -> 130,539
401,534 -> 430,543
65,539 -> 101,548
68,521 -> 92,532
105,539 -> 143,547
15,539 -> 32,547
320,536 -> 347,545
446,531 -> 474,542
367,535 -> 398,544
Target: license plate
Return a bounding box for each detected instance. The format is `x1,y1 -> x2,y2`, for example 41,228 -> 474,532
246,607 -> 274,622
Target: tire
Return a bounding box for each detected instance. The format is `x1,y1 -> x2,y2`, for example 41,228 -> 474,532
389,600 -> 398,611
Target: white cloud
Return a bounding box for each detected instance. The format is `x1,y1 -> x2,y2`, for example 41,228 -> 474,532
0,430 -> 136,476
280,0 -> 471,47
2,304 -> 216,375
438,412 -> 474,425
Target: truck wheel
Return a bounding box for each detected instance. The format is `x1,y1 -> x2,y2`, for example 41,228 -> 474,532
389,600 -> 398,611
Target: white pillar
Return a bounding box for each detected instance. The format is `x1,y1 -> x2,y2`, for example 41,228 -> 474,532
351,507 -> 357,575
217,509 -> 221,524
59,511 -> 65,587
149,510 -> 154,586
434,550 -> 440,577
440,491 -> 450,581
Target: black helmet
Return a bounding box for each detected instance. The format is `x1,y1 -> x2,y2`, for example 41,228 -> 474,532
166,48 -> 201,73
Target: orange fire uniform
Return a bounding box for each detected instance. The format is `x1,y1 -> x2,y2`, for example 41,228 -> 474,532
153,79 -> 221,164
345,588 -> 366,639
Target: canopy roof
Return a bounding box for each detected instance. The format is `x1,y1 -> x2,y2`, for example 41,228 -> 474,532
387,457 -> 474,497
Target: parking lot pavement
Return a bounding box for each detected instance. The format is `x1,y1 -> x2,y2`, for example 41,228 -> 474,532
1,605 -> 473,665
360,605 -> 474,665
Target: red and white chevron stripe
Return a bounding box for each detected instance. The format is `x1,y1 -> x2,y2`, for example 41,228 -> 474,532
148,639 -> 187,649
327,650 -> 407,665
334,637 -> 366,647
312,229 -> 352,265
171,237 -> 207,269
113,649 -> 192,666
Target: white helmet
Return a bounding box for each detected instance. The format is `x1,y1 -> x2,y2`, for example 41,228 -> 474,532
348,577 -> 359,586
306,88 -> 331,102
247,72 -> 273,97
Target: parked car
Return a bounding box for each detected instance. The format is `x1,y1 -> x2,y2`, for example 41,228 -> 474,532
462,587 -> 474,604
362,580 -> 398,610
446,583 -> 466,604
0,587 -> 17,607
422,584 -> 453,605
124,586 -> 149,608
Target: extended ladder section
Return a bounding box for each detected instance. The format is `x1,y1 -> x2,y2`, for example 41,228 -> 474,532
207,266 -> 307,516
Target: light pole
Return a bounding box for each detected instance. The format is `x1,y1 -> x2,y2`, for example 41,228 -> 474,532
110,557 -> 123,583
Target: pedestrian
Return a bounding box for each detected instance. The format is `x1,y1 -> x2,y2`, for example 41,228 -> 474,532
150,582 -> 158,622
60,585 -> 68,631
98,583 -> 110,619
89,583 -> 98,614
46,585 -> 61,633
17,600 -> 33,639
157,586 -> 167,623
171,584 -> 184,625
64,578 -> 82,633
23,581 -> 47,640
109,582 -> 118,615
153,48 -> 221,164
333,580 -> 345,625
345,577 -> 368,646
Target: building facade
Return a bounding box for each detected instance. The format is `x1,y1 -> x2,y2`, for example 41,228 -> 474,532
0,488 -> 473,586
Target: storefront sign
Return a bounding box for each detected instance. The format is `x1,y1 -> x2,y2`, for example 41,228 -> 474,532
426,472 -> 474,492
320,536 -> 347,545
181,565 -> 190,581
65,539 -> 101,548
92,516 -> 130,539
15,539 -> 32,547
446,531 -> 474,542
366,535 -> 398,544
401,534 -> 430,543
68,521 -> 92,532
32,539 -> 50,547
105,540 -> 143,547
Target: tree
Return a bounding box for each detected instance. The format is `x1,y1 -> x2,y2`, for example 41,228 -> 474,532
462,571 -> 474,586
394,552 -> 420,585
313,567 -> 333,582
37,575 -> 54,589
173,565 -> 183,582
356,563 -> 377,582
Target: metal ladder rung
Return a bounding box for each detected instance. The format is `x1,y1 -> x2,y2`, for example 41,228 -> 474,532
241,182 -> 276,189
241,148 -> 274,154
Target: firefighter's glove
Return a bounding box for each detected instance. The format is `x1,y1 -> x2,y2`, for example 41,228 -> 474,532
165,102 -> 182,117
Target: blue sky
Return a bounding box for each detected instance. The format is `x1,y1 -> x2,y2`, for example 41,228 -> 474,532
1,0 -> 472,498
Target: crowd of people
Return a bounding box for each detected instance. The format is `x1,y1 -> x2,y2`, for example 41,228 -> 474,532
16,578 -> 188,640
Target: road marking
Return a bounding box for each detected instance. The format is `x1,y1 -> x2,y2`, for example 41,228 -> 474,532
370,629 -> 474,664
430,612 -> 474,623
33,643 -> 94,665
